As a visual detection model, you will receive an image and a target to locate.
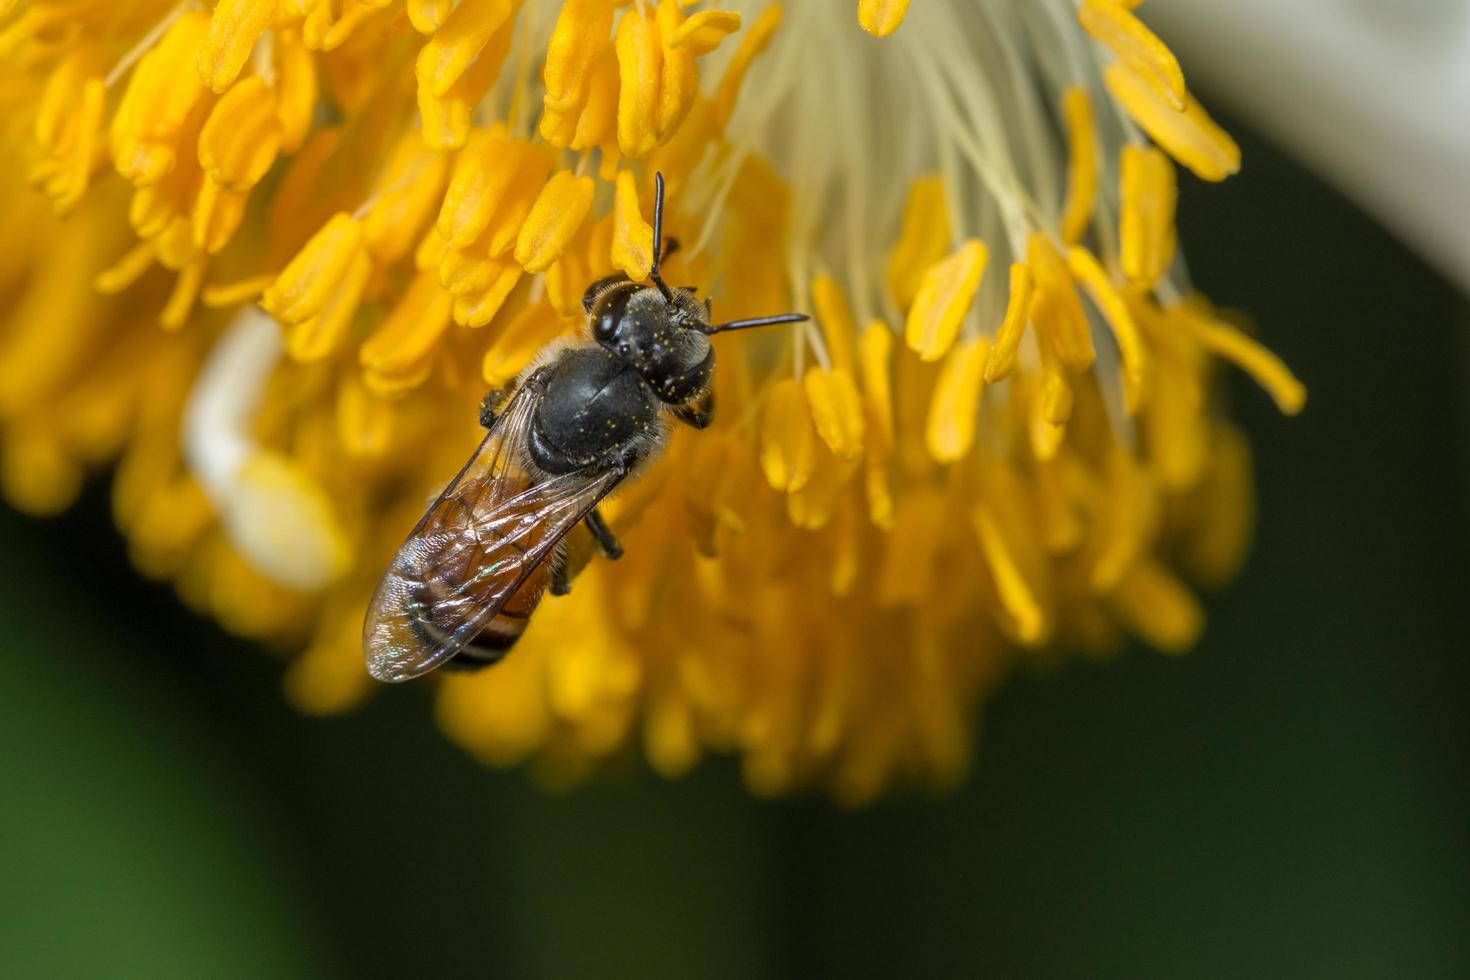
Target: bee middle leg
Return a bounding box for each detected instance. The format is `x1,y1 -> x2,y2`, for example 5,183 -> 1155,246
550,555 -> 573,596
584,507 -> 623,560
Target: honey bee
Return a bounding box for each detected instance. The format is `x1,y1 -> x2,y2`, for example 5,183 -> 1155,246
364,173 -> 808,682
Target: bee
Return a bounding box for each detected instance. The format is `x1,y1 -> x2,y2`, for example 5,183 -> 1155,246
363,173 -> 808,683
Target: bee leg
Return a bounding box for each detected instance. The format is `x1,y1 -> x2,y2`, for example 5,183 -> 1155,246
549,555 -> 573,596
670,390 -> 714,430
478,387 -> 510,429
584,507 -> 623,560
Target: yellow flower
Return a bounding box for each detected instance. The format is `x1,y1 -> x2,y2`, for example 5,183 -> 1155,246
0,0 -> 1302,803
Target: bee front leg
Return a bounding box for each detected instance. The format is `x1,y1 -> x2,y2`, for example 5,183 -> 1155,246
479,387 -> 511,429
584,507 -> 623,560
670,390 -> 714,430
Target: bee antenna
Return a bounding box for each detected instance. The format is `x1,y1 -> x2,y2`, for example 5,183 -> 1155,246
649,172 -> 675,305
702,313 -> 810,336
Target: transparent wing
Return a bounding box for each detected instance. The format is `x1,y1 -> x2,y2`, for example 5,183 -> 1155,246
363,384 -> 624,682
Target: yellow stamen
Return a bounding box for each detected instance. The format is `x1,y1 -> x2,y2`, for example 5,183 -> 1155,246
111,11 -> 212,187
203,274 -> 275,307
1026,234 -> 1094,372
364,140 -> 450,266
886,175 -> 950,312
803,367 -> 865,462
286,249 -> 372,359
514,170 -> 596,274
160,259 -> 207,330
540,0 -> 616,147
984,262 -> 1034,383
811,276 -> 858,374
673,10 -> 741,54
452,259 -> 522,327
1078,0 -> 1187,111
858,0 -> 909,37
273,29 -> 318,154
614,3 -> 663,158
483,302 -> 569,387
360,270 -> 455,395
925,336 -> 989,463
1104,62 -> 1240,183
1110,558 -> 1203,653
904,239 -> 987,362
973,503 -> 1047,645
415,0 -> 516,98
611,169 -> 654,281
198,75 -> 281,191
1066,245 -> 1148,413
712,2 -> 781,124
1171,301 -> 1306,415
94,241 -> 157,295
760,377 -> 817,493
198,0 -> 278,93
1058,86 -> 1096,244
1119,144 -> 1177,287
654,0 -> 698,141
408,0 -> 454,34
261,212 -> 365,325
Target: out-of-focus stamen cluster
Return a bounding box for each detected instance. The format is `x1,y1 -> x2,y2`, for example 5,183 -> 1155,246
0,0 -> 1301,802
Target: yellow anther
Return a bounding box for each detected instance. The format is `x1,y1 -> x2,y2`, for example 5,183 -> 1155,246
452,259 -> 522,327
611,169 -> 654,281
973,503 -> 1047,645
199,76 -> 282,192
1059,86 -> 1097,244
905,240 -> 987,362
1111,559 -> 1203,653
615,3 -> 663,158
713,3 -> 782,124
514,170 -> 596,274
483,302 -> 568,387
416,0 -> 515,98
1119,144 -> 1177,286
273,29 -> 317,154
803,367 -> 866,462
262,212 -> 365,325
926,336 -> 989,463
407,0 -> 454,34
811,276 -> 858,374
1078,0 -> 1186,111
886,175 -> 950,311
672,10 -> 741,54
540,0 -> 615,147
1104,62 -> 1240,182
1025,234 -> 1094,372
360,271 -> 455,395
655,0 -> 699,141
1066,245 -> 1148,413
1171,301 -> 1306,415
857,322 -> 895,453
198,0 -> 278,93
858,0 -> 909,37
760,377 -> 817,493
984,263 -> 1034,383
364,140 -> 449,266
94,241 -> 157,295
111,11 -> 212,187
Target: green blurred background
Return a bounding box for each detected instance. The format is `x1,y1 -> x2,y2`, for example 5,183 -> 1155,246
2,117 -> 1468,979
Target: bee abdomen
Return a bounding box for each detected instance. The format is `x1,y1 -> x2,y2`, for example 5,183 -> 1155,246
441,612 -> 528,671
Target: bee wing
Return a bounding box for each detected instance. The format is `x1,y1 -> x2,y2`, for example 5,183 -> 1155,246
363,384 -> 625,682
